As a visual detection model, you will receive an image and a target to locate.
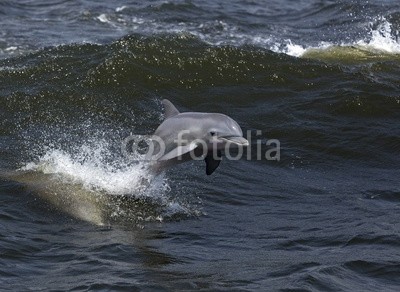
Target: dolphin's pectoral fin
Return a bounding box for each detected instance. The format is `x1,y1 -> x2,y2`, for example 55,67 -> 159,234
162,99 -> 180,119
205,150 -> 222,175
159,143 -> 198,161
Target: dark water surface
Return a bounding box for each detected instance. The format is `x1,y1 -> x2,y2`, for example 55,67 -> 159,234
1,0 -> 400,291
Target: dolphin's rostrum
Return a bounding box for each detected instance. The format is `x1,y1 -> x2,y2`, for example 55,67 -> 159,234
150,99 -> 249,175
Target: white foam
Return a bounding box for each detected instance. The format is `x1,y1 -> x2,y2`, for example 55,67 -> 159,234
21,144 -> 153,196
5,46 -> 18,51
105,5 -> 400,58
275,18 -> 400,58
97,14 -> 110,24
132,16 -> 145,24
116,6 -> 127,12
18,137 -> 202,223
284,40 -> 307,57
356,18 -> 400,53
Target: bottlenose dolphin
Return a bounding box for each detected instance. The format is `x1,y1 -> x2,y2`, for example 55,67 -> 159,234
149,99 -> 249,175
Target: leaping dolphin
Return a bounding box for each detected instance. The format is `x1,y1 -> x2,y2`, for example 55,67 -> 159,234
149,99 -> 249,175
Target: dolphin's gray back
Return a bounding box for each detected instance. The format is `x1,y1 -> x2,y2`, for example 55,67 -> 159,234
153,112 -> 206,155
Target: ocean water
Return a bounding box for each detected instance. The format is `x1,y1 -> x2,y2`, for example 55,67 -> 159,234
0,0 -> 399,291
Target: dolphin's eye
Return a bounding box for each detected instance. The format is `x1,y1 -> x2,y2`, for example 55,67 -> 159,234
210,131 -> 216,136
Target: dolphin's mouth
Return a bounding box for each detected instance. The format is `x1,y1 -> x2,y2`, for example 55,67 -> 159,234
219,136 -> 249,146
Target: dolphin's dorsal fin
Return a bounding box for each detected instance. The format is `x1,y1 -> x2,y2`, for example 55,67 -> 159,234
162,99 -> 180,119
205,151 -> 222,175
